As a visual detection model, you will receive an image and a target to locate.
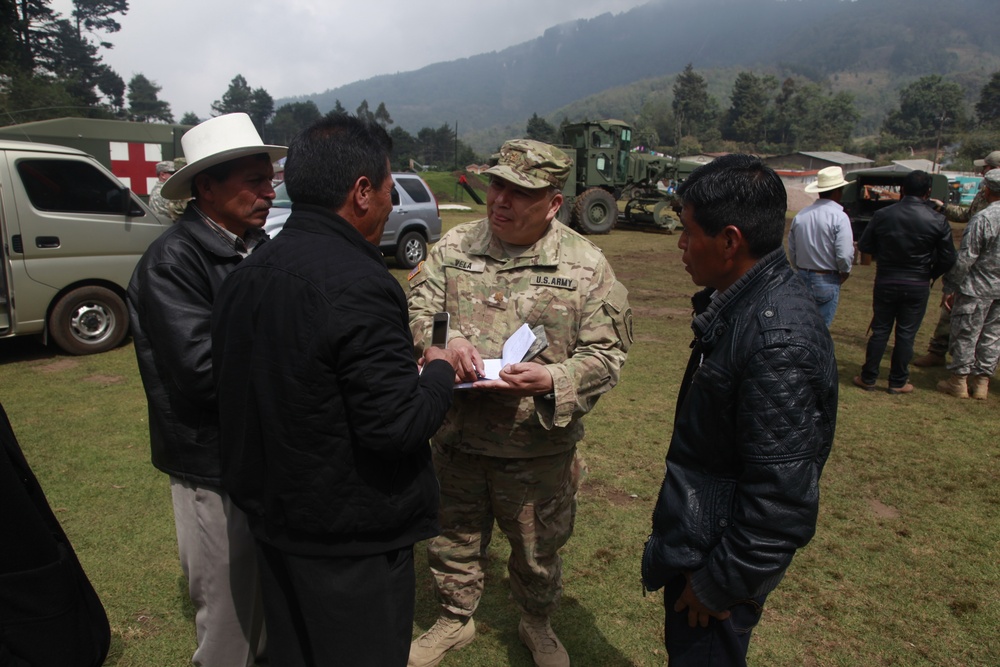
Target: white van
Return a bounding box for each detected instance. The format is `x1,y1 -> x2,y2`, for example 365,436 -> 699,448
0,140 -> 168,354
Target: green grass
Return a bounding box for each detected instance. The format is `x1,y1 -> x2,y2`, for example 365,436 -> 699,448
1,214 -> 997,666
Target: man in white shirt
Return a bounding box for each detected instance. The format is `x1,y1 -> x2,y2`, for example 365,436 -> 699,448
788,166 -> 854,327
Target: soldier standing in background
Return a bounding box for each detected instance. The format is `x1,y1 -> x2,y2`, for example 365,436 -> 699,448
406,139 -> 632,667
148,159 -> 191,221
937,168 -> 1000,400
915,150 -> 1000,367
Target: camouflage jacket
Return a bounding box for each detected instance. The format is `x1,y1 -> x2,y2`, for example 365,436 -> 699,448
944,200 -> 1000,298
942,184 -> 989,223
149,181 -> 189,222
407,218 -> 632,458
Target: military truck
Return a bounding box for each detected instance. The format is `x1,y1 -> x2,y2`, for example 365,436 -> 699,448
0,118 -> 190,199
0,139 -> 169,355
841,168 -> 950,241
556,119 -> 699,234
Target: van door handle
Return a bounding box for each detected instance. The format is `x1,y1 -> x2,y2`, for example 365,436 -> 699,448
35,236 -> 61,248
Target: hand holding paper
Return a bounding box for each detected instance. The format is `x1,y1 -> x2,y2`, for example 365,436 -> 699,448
457,323 -> 541,389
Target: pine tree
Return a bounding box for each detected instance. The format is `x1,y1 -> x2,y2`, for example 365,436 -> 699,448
127,73 -> 173,123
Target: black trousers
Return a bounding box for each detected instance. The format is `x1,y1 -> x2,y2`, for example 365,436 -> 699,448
662,574 -> 767,667
254,541 -> 416,667
860,281 -> 931,388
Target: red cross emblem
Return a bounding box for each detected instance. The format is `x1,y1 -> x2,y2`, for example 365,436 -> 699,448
109,142 -> 162,196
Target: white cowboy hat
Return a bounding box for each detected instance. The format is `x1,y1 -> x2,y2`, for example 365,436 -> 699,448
161,113 -> 286,199
804,166 -> 849,194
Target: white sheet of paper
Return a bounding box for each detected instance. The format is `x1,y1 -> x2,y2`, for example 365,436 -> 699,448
456,323 -> 536,387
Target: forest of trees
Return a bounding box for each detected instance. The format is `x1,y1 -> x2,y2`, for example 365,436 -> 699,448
534,63 -> 1000,169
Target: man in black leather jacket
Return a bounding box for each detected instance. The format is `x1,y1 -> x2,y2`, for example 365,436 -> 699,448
128,113 -> 285,667
212,114 -> 468,667
642,155 -> 838,667
855,170 -> 957,394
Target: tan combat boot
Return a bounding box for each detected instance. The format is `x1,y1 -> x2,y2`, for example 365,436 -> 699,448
968,375 -> 990,400
408,615 -> 475,667
936,374 -> 969,399
913,351 -> 946,367
518,615 -> 569,667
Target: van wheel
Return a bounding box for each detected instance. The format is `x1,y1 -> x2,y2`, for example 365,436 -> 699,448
48,286 -> 128,355
395,231 -> 427,269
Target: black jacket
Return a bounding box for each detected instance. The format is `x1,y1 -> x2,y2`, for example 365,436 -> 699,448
128,208 -> 249,484
212,204 -> 454,557
0,402 -> 110,667
642,249 -> 837,611
858,196 -> 957,282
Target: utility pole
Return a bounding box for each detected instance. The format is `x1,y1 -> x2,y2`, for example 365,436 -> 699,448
932,110 -> 949,174
454,120 -> 459,171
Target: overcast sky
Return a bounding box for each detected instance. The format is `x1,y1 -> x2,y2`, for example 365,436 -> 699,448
49,0 -> 652,121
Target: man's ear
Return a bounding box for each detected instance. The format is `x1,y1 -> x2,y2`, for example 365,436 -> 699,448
352,176 -> 374,213
193,173 -> 212,202
546,192 -> 564,222
720,225 -> 745,257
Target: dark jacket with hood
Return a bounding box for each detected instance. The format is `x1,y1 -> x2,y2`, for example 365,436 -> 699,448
128,207 -> 249,485
211,204 -> 454,557
643,248 -> 838,612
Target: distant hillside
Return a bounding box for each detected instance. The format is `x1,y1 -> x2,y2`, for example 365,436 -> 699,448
278,0 -> 1000,154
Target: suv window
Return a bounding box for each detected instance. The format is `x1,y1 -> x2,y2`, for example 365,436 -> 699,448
396,176 -> 432,203
17,159 -> 139,215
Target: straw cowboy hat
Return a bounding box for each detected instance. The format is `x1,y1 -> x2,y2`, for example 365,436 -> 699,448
161,113 -> 286,199
804,166 -> 850,194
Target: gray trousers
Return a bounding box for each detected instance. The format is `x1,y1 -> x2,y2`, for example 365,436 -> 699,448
171,477 -> 266,667
946,295 -> 1000,377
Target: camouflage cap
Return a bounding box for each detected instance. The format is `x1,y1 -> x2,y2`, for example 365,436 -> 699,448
173,157 -> 188,169
155,160 -> 176,174
974,151 -> 1000,168
983,168 -> 1000,193
485,139 -> 572,189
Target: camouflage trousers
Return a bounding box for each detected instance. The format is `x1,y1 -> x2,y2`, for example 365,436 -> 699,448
947,295 -> 1000,376
926,302 -> 952,356
427,445 -> 583,619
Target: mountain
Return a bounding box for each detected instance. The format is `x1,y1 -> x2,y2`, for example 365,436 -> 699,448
277,0 -> 1000,154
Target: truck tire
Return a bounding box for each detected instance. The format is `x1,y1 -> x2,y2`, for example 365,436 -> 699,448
394,231 -> 428,269
48,286 -> 128,355
573,188 -> 617,235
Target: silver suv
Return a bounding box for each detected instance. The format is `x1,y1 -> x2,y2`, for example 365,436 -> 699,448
265,173 -> 441,269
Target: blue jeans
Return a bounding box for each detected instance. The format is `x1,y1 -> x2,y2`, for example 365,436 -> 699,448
797,270 -> 841,327
860,281 -> 930,388
662,575 -> 767,667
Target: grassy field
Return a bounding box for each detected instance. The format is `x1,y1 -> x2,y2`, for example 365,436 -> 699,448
1,206 -> 997,666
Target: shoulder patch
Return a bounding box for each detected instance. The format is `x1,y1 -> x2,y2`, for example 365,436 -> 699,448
407,261 -> 424,281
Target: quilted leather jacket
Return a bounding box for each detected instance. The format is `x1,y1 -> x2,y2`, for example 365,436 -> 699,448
128,209 -> 249,485
642,248 -> 838,611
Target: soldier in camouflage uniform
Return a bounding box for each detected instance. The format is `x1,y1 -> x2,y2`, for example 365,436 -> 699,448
915,150 -> 1000,366
406,139 -> 632,667
937,169 -> 1000,400
148,160 -> 191,222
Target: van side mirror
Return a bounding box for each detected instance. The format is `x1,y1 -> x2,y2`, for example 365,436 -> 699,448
118,187 -> 144,217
